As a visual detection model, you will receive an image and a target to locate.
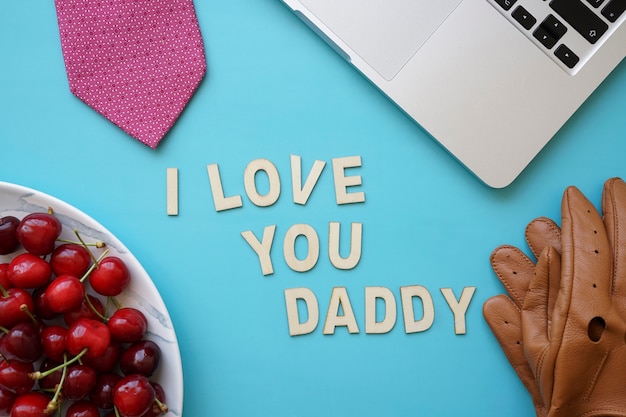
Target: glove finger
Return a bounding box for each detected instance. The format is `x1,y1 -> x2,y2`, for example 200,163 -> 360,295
545,244 -> 561,325
601,177 -> 626,305
545,185 -> 618,415
561,186 -> 612,312
522,246 -> 557,404
525,217 -> 561,259
490,245 -> 536,308
483,295 -> 547,417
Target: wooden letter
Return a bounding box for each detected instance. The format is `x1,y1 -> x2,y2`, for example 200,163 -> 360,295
332,156 -> 365,205
283,224 -> 320,273
291,155 -> 326,205
441,287 -> 476,335
207,164 -> 243,212
285,288 -> 319,336
241,225 -> 277,276
328,222 -> 362,270
166,168 -> 178,216
323,287 -> 359,334
244,158 -> 281,207
400,286 -> 435,333
365,287 -> 397,334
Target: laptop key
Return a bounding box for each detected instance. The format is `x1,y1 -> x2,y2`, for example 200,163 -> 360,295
533,26 -> 558,48
602,0 -> 626,22
555,44 -> 580,68
512,6 -> 537,30
586,0 -> 605,8
494,0 -> 517,11
550,0 -> 608,44
533,15 -> 566,48
542,15 -> 567,38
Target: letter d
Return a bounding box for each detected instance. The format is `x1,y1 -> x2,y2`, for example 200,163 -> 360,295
285,288 -> 319,336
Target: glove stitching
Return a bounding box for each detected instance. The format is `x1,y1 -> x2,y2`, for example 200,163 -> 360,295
609,181 -> 619,296
490,245 -> 534,307
583,348 -> 610,401
578,408 -> 626,417
535,343 -> 550,400
526,217 -> 561,258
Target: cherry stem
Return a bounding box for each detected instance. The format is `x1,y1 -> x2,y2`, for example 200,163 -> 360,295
46,353 -> 68,413
155,398 -> 169,413
29,347 -> 88,380
0,325 -> 8,334
79,249 -> 110,283
73,228 -> 105,265
57,237 -> 106,249
85,293 -> 108,322
103,297 -> 122,319
0,282 -> 8,299
19,304 -> 39,327
110,296 -> 121,310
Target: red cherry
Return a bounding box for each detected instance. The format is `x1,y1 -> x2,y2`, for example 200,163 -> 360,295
113,374 -> 155,417
108,308 -> 148,343
66,318 -> 111,359
120,340 -> 161,377
0,384 -> 16,413
0,360 -> 35,394
15,212 -> 62,256
82,341 -> 122,373
15,212 -> 62,257
0,216 -> 20,255
62,364 -> 97,401
90,373 -> 121,410
0,264 -> 12,291
36,358 -> 63,391
63,294 -> 105,326
89,256 -> 130,296
0,322 -> 43,363
66,400 -> 100,417
44,275 -> 85,313
40,325 -> 67,363
141,382 -> 167,417
7,254 -> 51,289
6,392 -> 50,417
50,243 -> 91,278
0,288 -> 34,328
32,287 -> 58,321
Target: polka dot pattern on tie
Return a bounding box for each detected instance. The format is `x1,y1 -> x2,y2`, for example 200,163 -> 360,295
54,0 -> 207,148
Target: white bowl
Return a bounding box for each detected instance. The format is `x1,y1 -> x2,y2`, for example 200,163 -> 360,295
0,181 -> 183,417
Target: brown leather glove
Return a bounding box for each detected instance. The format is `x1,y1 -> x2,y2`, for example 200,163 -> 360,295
483,216 -> 561,417
522,178 -> 626,417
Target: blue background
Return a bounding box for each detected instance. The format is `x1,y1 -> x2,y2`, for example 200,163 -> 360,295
1,1 -> 625,416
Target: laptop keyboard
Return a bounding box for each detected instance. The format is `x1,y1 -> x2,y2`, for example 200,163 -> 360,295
489,0 -> 625,74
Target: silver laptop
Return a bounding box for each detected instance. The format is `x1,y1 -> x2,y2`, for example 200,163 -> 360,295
278,0 -> 626,188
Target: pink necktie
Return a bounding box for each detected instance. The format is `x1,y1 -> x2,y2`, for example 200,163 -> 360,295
54,0 -> 207,148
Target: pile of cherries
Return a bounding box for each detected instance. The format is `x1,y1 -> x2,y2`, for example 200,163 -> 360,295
0,210 -> 167,417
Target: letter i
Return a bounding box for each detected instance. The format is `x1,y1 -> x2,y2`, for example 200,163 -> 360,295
167,168 -> 179,216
